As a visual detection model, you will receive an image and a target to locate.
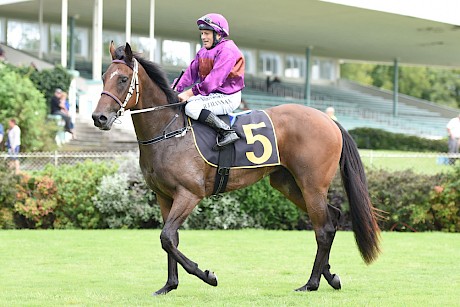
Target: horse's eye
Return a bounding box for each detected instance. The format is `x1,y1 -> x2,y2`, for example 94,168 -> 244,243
120,76 -> 129,83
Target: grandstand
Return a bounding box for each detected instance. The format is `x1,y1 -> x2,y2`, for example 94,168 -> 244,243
242,76 -> 454,139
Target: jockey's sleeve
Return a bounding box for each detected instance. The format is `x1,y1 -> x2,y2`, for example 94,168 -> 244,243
175,59 -> 199,93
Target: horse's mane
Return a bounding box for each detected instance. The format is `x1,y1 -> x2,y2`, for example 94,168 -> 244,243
114,46 -> 178,104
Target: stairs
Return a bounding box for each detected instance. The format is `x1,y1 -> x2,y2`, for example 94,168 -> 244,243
60,113 -> 138,152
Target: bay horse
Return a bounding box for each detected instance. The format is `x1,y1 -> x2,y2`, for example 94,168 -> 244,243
92,42 -> 381,295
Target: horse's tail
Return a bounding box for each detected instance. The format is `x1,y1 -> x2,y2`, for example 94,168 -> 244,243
336,122 -> 381,264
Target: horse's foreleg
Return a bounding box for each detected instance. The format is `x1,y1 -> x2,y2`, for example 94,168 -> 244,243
154,195 -> 179,296
159,190 -> 218,288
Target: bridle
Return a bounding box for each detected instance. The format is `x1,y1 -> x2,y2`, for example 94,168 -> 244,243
101,58 -> 140,117
100,57 -> 188,145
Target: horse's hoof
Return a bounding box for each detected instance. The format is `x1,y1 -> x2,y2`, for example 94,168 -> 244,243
204,270 -> 218,287
152,284 -> 178,296
295,284 -> 318,292
329,274 -> 341,290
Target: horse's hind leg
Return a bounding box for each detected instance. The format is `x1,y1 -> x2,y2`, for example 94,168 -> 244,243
270,168 -> 341,291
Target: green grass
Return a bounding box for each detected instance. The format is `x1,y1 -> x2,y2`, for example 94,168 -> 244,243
0,230 -> 459,306
359,149 -> 455,174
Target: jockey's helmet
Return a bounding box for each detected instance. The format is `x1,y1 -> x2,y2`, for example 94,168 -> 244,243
197,13 -> 229,37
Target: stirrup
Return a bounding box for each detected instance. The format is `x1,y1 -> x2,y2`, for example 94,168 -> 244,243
213,131 -> 239,151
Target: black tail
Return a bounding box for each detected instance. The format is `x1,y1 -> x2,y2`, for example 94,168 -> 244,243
336,122 -> 381,264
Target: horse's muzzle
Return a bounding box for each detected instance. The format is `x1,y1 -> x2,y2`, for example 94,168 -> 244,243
92,112 -> 113,130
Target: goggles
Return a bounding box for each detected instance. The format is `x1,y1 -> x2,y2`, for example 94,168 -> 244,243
198,16 -> 228,36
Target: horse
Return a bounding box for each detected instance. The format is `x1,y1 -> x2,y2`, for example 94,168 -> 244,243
92,42 -> 381,295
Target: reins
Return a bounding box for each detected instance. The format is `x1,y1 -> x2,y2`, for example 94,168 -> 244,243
101,57 -> 189,146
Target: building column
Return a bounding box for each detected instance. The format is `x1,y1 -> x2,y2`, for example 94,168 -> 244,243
92,0 -> 103,80
393,58 -> 399,117
125,0 -> 131,43
304,46 -> 312,106
149,0 -> 155,61
61,0 -> 68,68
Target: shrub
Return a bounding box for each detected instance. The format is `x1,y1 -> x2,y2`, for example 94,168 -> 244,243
0,159 -> 20,229
231,178 -> 304,230
13,173 -> 58,229
349,127 -> 446,152
184,194 -> 256,230
40,160 -> 117,229
0,63 -> 57,151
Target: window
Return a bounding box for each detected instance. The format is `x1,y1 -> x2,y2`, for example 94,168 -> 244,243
241,49 -> 254,74
311,58 -> 336,81
7,20 -> 40,51
285,55 -> 305,78
162,40 -> 191,67
258,52 -> 281,76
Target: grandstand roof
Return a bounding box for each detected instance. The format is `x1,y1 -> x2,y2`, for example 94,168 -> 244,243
1,0 -> 460,68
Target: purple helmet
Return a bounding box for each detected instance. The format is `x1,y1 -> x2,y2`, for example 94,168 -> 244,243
197,13 -> 229,37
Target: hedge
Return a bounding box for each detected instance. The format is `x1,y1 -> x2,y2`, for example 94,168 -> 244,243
0,158 -> 458,232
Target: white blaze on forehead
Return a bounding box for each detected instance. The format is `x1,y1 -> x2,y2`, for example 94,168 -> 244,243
109,70 -> 120,80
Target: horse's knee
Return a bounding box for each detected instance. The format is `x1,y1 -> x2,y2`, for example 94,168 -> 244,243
160,229 -> 175,252
315,224 -> 336,248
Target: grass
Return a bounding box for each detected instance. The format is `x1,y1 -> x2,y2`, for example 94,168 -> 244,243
0,230 -> 459,306
359,149 -> 455,174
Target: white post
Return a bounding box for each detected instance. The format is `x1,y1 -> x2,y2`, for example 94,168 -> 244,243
125,0 -> 131,43
61,0 -> 68,68
92,0 -> 103,80
149,0 -> 155,61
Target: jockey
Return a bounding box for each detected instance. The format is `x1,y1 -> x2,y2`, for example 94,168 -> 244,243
174,13 -> 245,149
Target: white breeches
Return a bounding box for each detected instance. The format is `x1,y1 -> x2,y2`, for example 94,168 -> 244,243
185,91 -> 242,120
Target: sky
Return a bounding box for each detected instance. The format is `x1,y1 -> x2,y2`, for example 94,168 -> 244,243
322,0 -> 460,26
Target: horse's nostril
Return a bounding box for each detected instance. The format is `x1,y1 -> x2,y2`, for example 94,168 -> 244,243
92,113 -> 108,126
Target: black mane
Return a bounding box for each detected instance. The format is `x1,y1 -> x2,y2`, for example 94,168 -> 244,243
113,45 -> 178,104
135,55 -> 178,104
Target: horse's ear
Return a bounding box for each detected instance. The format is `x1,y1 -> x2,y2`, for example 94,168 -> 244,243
109,41 -> 116,60
124,42 -> 133,62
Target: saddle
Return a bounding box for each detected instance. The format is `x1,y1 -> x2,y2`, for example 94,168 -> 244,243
189,110 -> 280,194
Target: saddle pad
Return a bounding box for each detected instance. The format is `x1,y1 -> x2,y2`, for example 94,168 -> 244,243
190,110 -> 281,169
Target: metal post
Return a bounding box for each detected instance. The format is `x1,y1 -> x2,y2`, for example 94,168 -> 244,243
393,58 -> 399,117
304,46 -> 312,106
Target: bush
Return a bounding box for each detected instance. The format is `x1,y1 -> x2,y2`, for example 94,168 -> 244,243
13,173 -> 58,229
184,194 -> 256,230
0,159 -> 20,229
349,127 -> 446,152
93,156 -> 162,229
39,160 -> 118,229
0,63 -> 58,151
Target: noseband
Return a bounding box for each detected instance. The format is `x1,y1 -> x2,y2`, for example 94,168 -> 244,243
101,58 -> 140,117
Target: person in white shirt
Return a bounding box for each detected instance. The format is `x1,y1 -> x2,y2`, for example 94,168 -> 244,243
7,118 -> 21,173
447,114 -> 460,155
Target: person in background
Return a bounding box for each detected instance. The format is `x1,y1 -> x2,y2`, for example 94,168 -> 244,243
446,113 -> 460,155
0,46 -> 6,62
50,88 -> 74,137
0,122 -> 4,150
7,118 -> 21,173
325,106 -> 338,121
174,13 -> 245,149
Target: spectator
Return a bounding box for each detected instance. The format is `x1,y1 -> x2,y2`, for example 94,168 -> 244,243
0,122 -> 4,150
0,46 -> 6,62
50,88 -> 74,137
325,106 -> 338,121
7,118 -> 21,173
446,113 -> 460,157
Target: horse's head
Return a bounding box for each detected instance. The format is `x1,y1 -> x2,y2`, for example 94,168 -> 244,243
92,41 -> 140,130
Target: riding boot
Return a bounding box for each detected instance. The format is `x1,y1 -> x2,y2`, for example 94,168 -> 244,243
198,109 -> 240,148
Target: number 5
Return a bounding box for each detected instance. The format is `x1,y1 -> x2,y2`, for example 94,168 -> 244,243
242,122 -> 273,164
